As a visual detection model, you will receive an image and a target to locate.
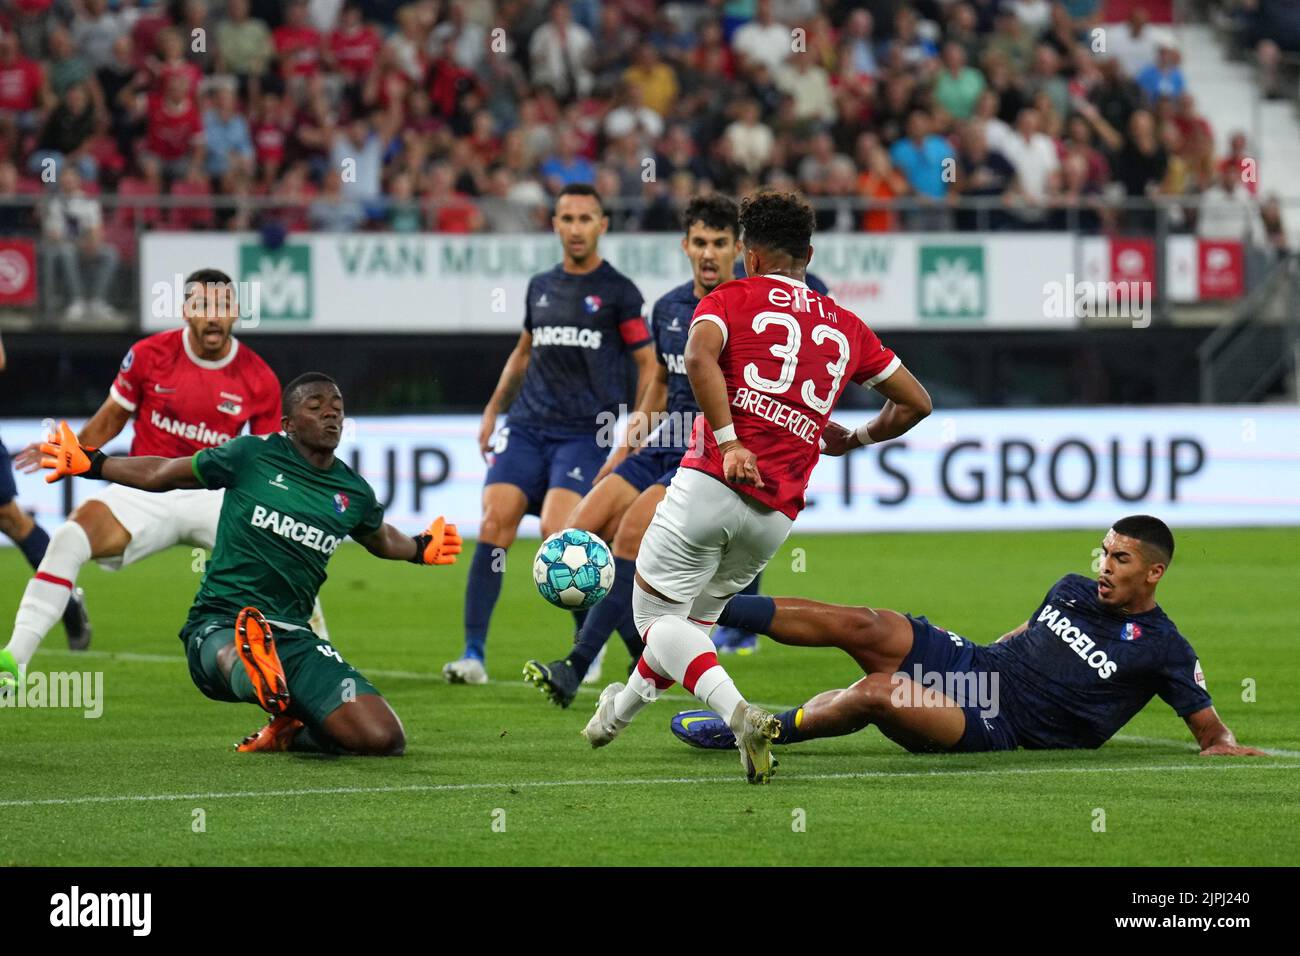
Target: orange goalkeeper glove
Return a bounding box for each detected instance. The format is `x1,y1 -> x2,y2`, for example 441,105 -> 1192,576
409,516 -> 463,565
39,421 -> 105,484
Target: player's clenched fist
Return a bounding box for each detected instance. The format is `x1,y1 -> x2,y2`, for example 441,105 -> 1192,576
409,516 -> 463,565
39,420 -> 106,483
720,440 -> 764,488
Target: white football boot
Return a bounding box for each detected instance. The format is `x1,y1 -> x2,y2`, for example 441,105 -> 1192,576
580,681 -> 626,747
442,657 -> 488,685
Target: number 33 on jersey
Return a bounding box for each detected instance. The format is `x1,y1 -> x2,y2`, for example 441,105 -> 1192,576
684,274 -> 901,519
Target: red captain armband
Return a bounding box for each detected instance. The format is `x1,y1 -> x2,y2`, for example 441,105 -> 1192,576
618,316 -> 651,346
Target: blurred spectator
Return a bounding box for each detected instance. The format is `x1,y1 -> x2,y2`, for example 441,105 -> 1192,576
1050,152 -> 1103,233
479,163 -> 540,232
855,136 -> 908,232
0,159 -> 31,233
32,82 -> 96,182
1219,131 -> 1257,197
775,47 -> 835,124
40,165 -> 119,322
1136,43 -> 1186,103
274,0 -> 324,82
327,2 -> 382,83
528,1 -> 594,102
1198,162 -> 1265,245
1000,107 -> 1059,206
934,41 -> 985,120
215,0 -> 275,83
143,74 -> 206,180
1107,8 -> 1159,79
733,0 -> 792,74
623,43 -> 678,118
1026,46 -> 1070,121
385,169 -> 422,232
603,82 -> 663,142
888,107 -> 955,228
840,8 -> 880,80
538,123 -> 594,192
203,81 -> 254,179
425,161 -> 481,232
431,2 -> 487,72
153,28 -> 204,102
71,0 -> 127,72
955,119 -> 1016,230
310,168 -> 364,230
987,11 -> 1034,75
723,99 -> 774,176
329,115 -> 383,202
1259,193 -> 1288,258
0,29 -> 49,131
47,26 -> 94,99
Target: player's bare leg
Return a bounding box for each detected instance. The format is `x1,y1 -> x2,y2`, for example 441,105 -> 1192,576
3,500 -> 125,681
755,598 -> 916,675
447,482 -> 529,684
564,473 -> 638,545
782,672 -> 967,752
538,486 -> 583,539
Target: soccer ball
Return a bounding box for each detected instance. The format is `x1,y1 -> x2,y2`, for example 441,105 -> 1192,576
533,528 -> 615,609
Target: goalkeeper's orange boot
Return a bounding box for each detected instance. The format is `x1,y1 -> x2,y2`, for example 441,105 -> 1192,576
236,714 -> 304,753
234,607 -> 290,714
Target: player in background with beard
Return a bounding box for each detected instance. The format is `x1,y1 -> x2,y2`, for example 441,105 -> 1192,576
0,270 -> 328,692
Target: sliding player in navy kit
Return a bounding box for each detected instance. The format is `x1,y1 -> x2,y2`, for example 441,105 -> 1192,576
445,184 -> 659,685
672,516 -> 1265,756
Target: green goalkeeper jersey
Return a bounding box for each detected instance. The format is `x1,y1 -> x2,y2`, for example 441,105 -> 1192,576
186,433 -> 385,629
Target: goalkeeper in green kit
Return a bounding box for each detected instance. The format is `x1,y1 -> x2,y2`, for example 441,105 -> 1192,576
36,372 -> 463,755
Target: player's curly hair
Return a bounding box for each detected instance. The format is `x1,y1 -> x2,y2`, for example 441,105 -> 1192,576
738,190 -> 815,262
681,194 -> 739,237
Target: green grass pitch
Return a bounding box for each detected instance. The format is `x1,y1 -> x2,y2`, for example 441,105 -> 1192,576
1,527 -> 1297,866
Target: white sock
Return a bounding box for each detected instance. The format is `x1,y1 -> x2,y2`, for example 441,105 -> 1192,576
613,644 -> 670,725
644,613 -> 747,723
6,521 -> 91,671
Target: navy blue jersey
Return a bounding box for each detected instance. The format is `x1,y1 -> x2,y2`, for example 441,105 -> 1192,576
734,264 -> 830,294
508,261 -> 649,433
650,281 -> 700,425
982,573 -> 1212,749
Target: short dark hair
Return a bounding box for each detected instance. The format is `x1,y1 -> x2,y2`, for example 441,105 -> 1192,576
682,194 -> 739,237
282,372 -> 339,417
185,268 -> 234,288
1112,515 -> 1175,565
555,182 -> 604,214
739,190 -> 815,261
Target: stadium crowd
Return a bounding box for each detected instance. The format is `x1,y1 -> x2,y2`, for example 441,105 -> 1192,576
0,0 -> 1286,305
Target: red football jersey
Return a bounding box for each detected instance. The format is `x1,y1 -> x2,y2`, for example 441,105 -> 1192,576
683,274 -> 900,519
109,329 -> 282,458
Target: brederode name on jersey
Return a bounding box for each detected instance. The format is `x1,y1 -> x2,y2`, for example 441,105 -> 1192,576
532,326 -> 603,349
731,387 -> 820,445
250,505 -> 342,555
1037,602 -> 1118,678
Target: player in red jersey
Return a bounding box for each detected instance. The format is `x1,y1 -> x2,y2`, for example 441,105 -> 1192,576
0,270 -> 316,687
580,192 -> 934,782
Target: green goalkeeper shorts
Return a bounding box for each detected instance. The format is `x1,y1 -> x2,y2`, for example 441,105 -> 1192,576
180,617 -> 382,726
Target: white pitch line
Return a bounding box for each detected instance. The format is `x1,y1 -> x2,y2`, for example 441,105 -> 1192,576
1,762 -> 1297,810
32,648 -> 1300,759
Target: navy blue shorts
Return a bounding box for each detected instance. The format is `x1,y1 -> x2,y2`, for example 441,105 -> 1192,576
612,444 -> 684,493
894,615 -> 1019,753
0,439 -> 17,506
484,424 -> 608,515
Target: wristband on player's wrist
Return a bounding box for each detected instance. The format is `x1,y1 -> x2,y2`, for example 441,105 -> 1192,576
408,533 -> 430,564
854,423 -> 877,447
83,448 -> 107,480
713,423 -> 737,445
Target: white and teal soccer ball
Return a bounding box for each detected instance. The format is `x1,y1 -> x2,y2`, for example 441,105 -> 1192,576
533,528 -> 615,610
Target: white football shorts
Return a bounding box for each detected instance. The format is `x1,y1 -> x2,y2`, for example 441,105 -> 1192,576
635,467 -> 793,607
88,485 -> 224,570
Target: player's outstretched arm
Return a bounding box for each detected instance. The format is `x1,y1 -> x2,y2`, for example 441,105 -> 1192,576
1184,705 -> 1267,756
478,330 -> 532,461
13,394 -> 132,473
39,421 -> 200,491
357,516 -> 463,565
825,365 -> 933,455
685,319 -> 763,487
